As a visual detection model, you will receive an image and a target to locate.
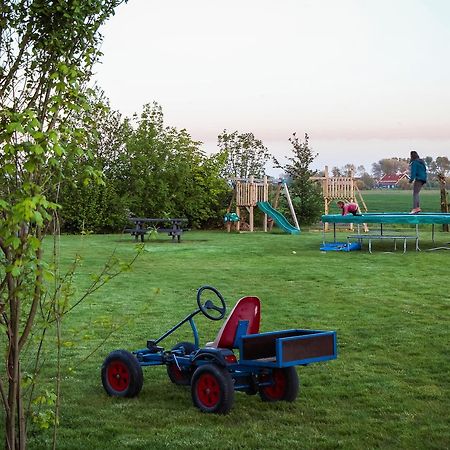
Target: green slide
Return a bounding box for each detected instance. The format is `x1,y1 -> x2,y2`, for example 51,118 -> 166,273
257,201 -> 300,234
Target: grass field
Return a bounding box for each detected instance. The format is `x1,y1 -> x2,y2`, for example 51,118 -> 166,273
14,197 -> 449,450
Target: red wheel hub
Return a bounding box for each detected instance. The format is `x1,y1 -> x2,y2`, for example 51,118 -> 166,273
196,373 -> 220,407
107,360 -> 130,392
262,369 -> 286,399
170,363 -> 184,381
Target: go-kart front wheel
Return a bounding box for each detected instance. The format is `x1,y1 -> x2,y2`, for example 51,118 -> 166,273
191,364 -> 234,414
258,367 -> 299,402
101,350 -> 143,397
166,342 -> 196,386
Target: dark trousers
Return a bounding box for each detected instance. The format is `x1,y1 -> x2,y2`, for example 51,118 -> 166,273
413,180 -> 425,208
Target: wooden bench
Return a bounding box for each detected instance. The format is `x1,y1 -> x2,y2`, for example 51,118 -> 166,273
347,234 -> 419,253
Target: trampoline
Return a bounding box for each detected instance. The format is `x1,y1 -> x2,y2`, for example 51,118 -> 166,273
321,213 -> 450,253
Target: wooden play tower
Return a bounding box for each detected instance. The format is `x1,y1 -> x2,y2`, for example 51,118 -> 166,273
312,166 -> 368,231
226,176 -> 299,232
229,176 -> 268,232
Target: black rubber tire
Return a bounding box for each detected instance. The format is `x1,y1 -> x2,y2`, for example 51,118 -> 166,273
166,342 -> 196,386
101,350 -> 144,398
191,364 -> 234,414
258,367 -> 299,402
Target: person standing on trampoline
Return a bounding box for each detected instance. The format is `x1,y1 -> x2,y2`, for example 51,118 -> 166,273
409,151 -> 427,214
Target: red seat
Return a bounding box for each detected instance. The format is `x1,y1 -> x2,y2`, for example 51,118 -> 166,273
208,296 -> 261,349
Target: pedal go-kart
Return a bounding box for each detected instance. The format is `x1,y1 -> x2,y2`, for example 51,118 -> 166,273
101,286 -> 337,414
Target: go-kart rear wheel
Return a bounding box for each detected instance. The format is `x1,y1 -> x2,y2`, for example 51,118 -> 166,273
258,367 -> 299,402
166,342 -> 196,386
191,364 -> 234,414
101,350 -> 143,397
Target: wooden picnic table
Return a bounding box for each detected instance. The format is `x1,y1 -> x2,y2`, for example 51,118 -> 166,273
125,217 -> 188,243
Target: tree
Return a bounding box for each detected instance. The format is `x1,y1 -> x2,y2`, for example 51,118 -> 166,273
0,1 -> 126,448
111,103 -> 230,228
358,172 -> 375,190
371,158 -> 409,178
342,163 -> 356,176
273,133 -> 323,225
58,91 -> 131,232
356,165 -> 367,178
331,166 -> 342,177
218,130 -> 271,179
435,156 -> 450,176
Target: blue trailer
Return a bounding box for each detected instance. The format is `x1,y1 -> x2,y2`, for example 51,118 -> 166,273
101,286 -> 337,414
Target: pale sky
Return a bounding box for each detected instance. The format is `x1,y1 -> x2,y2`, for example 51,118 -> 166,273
94,0 -> 450,174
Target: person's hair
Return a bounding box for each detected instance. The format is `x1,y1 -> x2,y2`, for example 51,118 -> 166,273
337,200 -> 344,206
410,150 -> 419,160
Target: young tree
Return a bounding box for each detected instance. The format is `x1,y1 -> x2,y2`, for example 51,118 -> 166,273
0,1 -> 126,448
273,133 -> 323,225
218,130 -> 271,179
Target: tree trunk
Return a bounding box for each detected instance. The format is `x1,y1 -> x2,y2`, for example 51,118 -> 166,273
5,274 -> 24,450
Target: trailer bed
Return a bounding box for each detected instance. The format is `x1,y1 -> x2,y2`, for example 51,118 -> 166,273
239,329 -> 337,368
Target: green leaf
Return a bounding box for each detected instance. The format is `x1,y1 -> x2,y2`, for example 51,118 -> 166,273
3,163 -> 15,174
33,211 -> 44,226
49,130 -> 58,143
3,143 -> 15,154
43,269 -> 55,282
59,64 -> 69,75
31,144 -> 44,155
24,160 -> 36,172
54,143 -> 64,156
28,236 -> 41,251
6,122 -> 25,134
10,236 -> 21,250
8,266 -> 21,277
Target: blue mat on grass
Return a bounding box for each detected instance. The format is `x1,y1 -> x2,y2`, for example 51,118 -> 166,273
320,242 -> 361,252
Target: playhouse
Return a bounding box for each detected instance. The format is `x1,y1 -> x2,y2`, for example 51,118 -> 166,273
225,176 -> 300,234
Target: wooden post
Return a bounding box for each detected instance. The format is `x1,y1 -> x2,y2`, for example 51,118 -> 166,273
284,182 -> 300,230
438,173 -> 449,232
263,175 -> 268,232
226,189 -> 236,232
324,166 -> 330,231
249,176 -> 254,232
269,183 -> 282,232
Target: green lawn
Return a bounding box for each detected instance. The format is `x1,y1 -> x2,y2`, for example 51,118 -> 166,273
18,226 -> 450,449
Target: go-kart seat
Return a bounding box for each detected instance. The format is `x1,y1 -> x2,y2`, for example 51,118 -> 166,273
206,296 -> 261,349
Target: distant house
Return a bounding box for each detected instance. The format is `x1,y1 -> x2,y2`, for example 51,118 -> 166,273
376,173 -> 409,189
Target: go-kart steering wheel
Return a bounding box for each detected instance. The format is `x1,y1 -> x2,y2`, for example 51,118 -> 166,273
196,286 -> 226,321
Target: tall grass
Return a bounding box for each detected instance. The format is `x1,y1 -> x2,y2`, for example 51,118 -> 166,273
15,224 -> 450,449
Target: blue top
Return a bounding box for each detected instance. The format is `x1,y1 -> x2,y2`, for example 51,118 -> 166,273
410,159 -> 427,183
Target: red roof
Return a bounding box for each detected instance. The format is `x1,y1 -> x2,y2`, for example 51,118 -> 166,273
378,173 -> 409,183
